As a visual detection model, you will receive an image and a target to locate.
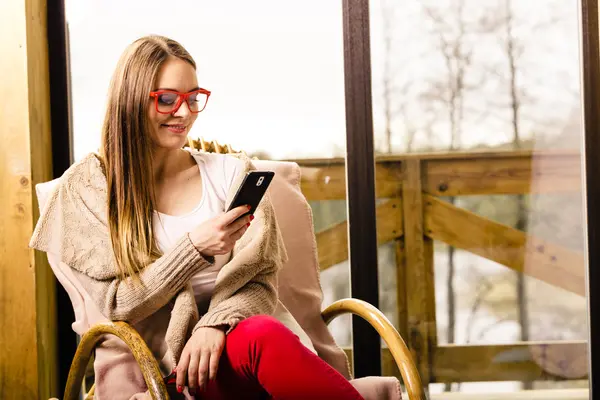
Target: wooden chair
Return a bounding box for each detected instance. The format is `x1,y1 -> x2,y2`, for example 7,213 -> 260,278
40,138 -> 424,400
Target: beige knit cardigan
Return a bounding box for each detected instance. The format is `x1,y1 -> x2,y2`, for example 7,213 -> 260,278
29,152 -> 288,366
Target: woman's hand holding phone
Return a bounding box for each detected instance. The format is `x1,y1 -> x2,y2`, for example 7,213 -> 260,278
188,205 -> 253,257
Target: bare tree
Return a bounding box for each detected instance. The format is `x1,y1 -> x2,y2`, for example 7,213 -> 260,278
378,0 -> 436,154
381,0 -> 394,154
478,0 -> 537,388
421,0 -> 477,391
502,3 -> 531,390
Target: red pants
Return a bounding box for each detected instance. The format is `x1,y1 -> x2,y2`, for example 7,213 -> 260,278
195,315 -> 364,400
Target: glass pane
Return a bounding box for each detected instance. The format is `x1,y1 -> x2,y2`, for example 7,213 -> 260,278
370,0 -> 589,395
66,1 -> 347,161
66,0 -> 354,381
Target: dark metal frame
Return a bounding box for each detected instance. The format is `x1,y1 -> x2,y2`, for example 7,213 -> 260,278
581,0 -> 599,396
47,0 -> 76,396
342,0 -> 382,377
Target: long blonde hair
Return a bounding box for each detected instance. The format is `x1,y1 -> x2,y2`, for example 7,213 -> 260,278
100,36 -> 196,279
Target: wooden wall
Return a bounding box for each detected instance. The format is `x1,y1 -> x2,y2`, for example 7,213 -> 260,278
0,0 -> 57,398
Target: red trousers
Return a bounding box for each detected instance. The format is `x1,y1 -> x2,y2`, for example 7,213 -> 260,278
193,315 -> 364,400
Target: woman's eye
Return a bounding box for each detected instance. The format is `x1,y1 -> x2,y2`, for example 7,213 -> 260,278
158,94 -> 177,105
188,94 -> 199,103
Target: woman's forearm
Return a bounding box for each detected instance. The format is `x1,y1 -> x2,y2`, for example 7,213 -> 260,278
73,234 -> 213,323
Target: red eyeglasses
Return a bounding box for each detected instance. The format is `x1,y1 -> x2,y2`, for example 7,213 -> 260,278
149,88 -> 211,114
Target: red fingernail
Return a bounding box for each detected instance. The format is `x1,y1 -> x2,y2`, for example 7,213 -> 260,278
177,385 -> 183,393
250,215 -> 254,221
246,222 -> 250,227
247,205 -> 251,210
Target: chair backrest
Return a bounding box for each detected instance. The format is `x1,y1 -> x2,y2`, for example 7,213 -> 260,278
253,159 -> 351,378
188,137 -> 351,378
185,137 -> 351,377
36,179 -> 107,334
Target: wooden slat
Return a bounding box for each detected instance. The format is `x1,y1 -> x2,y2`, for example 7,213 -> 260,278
422,152 -> 582,196
343,341 -> 588,383
316,198 -> 403,270
289,148 -> 578,165
428,390 -> 589,400
402,159 -> 437,384
433,342 -> 588,383
295,150 -> 582,200
299,162 -> 402,200
395,239 -> 409,341
423,194 -> 586,296
0,0 -> 57,399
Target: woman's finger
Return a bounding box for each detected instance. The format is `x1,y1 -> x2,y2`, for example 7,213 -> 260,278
198,350 -> 211,389
230,223 -> 248,241
176,350 -> 190,391
220,205 -> 251,227
188,350 -> 200,394
209,349 -> 221,381
226,213 -> 252,233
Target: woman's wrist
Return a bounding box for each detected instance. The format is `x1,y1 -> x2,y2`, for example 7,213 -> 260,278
187,230 -> 201,249
186,233 -> 214,262
195,324 -> 229,334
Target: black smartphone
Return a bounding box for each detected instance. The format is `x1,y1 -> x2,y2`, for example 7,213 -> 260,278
226,171 -> 275,222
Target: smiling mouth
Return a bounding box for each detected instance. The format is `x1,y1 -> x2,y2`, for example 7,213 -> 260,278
161,124 -> 187,133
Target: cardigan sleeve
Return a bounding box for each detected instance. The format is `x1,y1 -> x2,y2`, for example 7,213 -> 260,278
71,234 -> 213,323
29,153 -> 214,323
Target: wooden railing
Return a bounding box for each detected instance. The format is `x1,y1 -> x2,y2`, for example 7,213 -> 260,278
291,149 -> 587,385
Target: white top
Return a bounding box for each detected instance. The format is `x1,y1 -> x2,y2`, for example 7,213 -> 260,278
153,151 -> 245,313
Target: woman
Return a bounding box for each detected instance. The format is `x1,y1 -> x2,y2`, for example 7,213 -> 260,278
30,36 -> 365,399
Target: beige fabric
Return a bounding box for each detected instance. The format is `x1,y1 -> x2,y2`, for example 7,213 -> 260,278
29,152 -> 287,366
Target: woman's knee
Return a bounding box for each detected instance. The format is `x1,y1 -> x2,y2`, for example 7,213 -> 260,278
234,315 -> 292,343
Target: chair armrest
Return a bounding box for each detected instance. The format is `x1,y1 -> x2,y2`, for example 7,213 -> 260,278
64,321 -> 168,400
321,298 -> 425,400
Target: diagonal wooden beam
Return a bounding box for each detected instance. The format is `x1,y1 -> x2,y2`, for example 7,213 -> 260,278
423,194 -> 586,296
316,198 -> 403,270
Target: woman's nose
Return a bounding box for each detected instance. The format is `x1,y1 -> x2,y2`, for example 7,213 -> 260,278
173,100 -> 192,117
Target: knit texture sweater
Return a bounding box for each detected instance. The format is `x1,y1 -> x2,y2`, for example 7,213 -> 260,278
29,152 -> 288,366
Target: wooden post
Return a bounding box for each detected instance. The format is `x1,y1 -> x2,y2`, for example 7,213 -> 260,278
401,158 -> 437,385
0,0 -> 57,398
395,239 -> 409,342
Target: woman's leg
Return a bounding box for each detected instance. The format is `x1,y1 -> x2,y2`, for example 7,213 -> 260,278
202,315 -> 364,400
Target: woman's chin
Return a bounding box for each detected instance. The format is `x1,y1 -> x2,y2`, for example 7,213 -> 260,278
155,135 -> 189,150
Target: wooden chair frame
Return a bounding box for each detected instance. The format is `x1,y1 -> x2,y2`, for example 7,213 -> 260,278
59,138 -> 425,400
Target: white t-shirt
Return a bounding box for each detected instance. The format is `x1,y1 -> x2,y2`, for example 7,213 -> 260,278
153,150 -> 244,313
